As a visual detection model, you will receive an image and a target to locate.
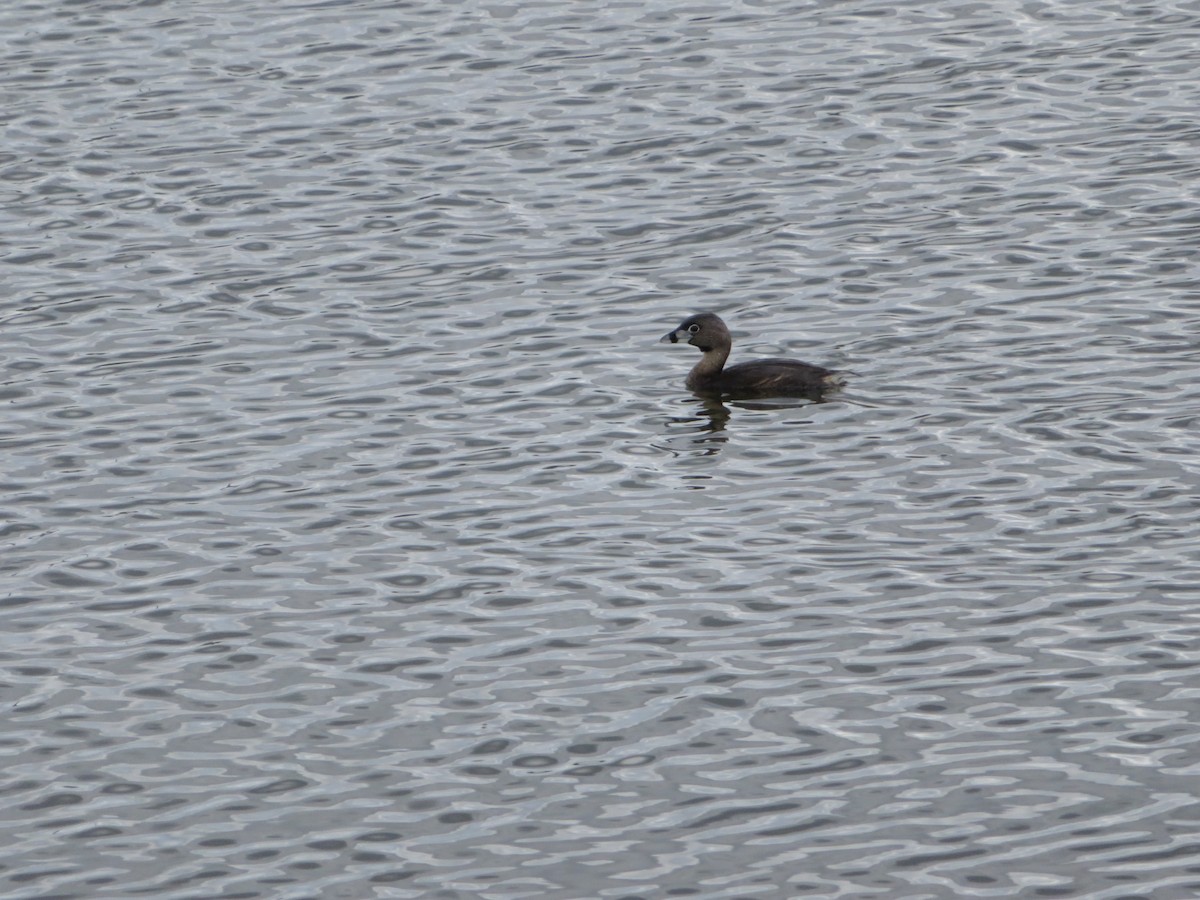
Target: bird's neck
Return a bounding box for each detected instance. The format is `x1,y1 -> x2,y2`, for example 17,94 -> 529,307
689,345 -> 729,381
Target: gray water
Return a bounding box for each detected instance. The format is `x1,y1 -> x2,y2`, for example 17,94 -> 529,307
4,0 -> 1200,898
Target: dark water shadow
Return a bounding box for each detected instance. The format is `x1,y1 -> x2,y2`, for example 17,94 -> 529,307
660,394 -> 840,457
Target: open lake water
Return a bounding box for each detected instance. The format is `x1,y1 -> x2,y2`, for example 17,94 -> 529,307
4,0 -> 1200,897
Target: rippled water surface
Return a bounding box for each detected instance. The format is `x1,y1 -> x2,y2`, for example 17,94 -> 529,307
5,0 -> 1200,897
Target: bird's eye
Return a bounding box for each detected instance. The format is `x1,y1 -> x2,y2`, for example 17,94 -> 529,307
688,324 -> 700,334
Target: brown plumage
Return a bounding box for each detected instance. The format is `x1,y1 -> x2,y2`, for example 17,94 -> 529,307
660,312 -> 843,400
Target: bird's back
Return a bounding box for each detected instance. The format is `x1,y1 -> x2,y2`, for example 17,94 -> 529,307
693,358 -> 841,399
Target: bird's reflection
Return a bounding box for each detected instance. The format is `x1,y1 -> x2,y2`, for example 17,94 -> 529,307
698,396 -> 731,434
665,394 -> 828,455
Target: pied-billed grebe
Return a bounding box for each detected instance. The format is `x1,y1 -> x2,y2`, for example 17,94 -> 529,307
660,312 -> 843,400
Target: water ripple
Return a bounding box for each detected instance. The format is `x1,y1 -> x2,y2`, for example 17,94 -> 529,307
4,0 -> 1200,898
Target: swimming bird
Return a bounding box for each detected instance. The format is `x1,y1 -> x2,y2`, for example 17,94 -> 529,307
660,312 -> 842,400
